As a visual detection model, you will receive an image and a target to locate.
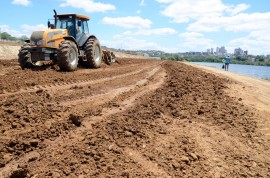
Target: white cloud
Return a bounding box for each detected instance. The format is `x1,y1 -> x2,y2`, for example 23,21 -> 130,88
228,30 -> 270,55
0,25 -> 26,37
102,35 -> 160,50
249,30 -> 270,41
156,0 -> 250,23
226,3 -> 250,15
21,24 -> 47,33
140,0 -> 146,6
179,32 -> 203,39
157,0 -> 227,23
60,0 -> 116,13
136,10 -> 141,14
187,12 -> 270,32
178,32 -> 215,51
102,35 -> 178,53
124,28 -> 177,36
0,24 -> 48,38
12,0 -> 30,6
102,16 -> 152,29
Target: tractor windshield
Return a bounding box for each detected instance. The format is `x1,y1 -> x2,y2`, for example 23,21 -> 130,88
56,16 -> 75,37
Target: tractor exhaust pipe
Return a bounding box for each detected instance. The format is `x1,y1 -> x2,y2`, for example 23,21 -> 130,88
53,9 -> 57,26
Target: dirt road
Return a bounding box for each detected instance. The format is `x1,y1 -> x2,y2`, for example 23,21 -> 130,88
0,58 -> 269,178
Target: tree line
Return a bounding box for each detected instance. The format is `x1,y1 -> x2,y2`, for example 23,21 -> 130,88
154,54 -> 270,66
0,32 -> 29,43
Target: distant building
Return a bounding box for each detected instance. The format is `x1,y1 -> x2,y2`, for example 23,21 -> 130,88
234,48 -> 243,55
216,47 -> 219,54
220,46 -> 227,55
216,46 -> 227,56
234,48 -> 248,56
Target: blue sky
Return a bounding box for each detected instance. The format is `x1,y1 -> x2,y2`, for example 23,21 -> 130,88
1,0 -> 270,55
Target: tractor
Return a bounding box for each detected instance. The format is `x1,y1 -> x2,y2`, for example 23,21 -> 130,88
18,10 -> 102,71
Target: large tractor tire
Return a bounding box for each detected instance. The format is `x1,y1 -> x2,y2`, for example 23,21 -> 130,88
85,38 -> 102,68
57,40 -> 79,71
18,44 -> 33,69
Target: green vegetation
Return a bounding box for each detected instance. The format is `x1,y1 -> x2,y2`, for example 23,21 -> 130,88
157,53 -> 270,66
0,32 -> 28,43
160,54 -> 183,61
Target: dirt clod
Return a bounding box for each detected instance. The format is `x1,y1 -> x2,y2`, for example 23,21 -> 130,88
10,168 -> 28,178
69,114 -> 82,127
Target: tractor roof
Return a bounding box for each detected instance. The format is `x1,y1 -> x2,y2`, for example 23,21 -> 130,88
56,14 -> 90,20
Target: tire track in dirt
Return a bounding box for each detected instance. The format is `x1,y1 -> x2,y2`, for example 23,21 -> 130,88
78,66 -> 165,128
76,63 -> 141,74
60,65 -> 162,107
0,65 -> 167,178
0,61 -> 162,150
0,64 -> 157,97
0,58 -> 160,94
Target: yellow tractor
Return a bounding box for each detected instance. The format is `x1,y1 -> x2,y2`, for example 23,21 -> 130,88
18,10 -> 102,71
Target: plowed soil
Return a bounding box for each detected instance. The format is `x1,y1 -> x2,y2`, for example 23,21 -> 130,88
0,58 -> 270,178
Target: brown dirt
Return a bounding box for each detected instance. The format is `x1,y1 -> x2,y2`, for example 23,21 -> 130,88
0,58 -> 269,178
0,41 -> 22,46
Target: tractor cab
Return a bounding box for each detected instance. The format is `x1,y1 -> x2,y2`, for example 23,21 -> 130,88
48,10 -> 90,44
54,14 -> 90,41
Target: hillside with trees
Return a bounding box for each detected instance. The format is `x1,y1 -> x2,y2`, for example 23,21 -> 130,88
0,32 -> 28,43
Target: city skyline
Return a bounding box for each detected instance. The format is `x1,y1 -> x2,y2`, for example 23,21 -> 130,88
0,0 -> 270,55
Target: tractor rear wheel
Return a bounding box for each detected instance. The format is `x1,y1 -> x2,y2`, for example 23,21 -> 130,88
57,40 -> 78,71
18,44 -> 33,69
85,38 -> 102,68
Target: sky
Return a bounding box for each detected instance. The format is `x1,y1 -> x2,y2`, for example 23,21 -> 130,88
1,0 -> 270,55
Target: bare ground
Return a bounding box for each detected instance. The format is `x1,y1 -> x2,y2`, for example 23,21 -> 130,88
0,58 -> 269,178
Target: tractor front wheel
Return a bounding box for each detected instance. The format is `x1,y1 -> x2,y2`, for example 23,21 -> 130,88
18,44 -> 33,69
57,40 -> 79,71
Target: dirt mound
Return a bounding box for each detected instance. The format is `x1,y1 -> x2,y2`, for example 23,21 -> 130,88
0,58 -> 269,177
0,45 -> 20,60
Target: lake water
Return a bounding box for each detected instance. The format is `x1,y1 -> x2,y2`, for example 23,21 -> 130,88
192,62 -> 270,79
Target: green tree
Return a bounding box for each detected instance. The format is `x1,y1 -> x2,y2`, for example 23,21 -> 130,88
1,32 -> 12,40
255,55 -> 264,62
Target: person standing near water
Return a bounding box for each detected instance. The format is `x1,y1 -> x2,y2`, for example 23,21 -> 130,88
222,58 -> 225,69
225,55 -> 230,71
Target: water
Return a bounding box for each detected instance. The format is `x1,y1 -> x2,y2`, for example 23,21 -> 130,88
192,62 -> 270,79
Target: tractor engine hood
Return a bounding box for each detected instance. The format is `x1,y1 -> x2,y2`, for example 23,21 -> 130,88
30,29 -> 67,48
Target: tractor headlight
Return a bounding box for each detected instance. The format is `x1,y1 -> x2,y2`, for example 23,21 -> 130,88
30,41 -> 36,46
37,40 -> 45,46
